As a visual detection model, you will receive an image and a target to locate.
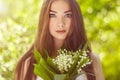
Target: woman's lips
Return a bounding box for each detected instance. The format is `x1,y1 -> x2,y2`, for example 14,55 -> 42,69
56,30 -> 66,33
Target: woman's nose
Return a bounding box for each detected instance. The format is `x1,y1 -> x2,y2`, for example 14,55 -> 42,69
57,17 -> 65,27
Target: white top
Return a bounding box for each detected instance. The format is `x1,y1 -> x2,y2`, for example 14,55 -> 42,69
36,73 -> 87,80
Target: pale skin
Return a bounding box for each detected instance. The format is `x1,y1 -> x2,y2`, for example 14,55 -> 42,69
49,0 -> 105,80
49,0 -> 72,57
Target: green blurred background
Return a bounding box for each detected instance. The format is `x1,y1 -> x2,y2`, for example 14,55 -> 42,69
0,0 -> 120,80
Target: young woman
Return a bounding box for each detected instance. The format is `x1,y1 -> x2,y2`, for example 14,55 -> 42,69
15,0 -> 104,80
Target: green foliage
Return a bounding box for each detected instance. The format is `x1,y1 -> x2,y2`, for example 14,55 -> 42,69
0,0 -> 120,80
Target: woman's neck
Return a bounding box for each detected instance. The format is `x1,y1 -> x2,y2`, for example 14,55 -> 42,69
50,39 -> 64,58
54,39 -> 64,50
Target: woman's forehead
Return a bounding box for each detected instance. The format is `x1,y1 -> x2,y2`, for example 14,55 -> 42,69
50,0 -> 71,12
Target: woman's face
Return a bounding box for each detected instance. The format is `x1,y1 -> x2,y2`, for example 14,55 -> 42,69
49,0 -> 72,42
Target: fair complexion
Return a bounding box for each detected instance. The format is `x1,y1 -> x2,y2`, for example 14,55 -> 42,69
49,0 -> 72,50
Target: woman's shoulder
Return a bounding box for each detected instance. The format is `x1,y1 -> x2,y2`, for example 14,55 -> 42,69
90,52 -> 105,80
90,52 -> 101,64
90,52 -> 102,71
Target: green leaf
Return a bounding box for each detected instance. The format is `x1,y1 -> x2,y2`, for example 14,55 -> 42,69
34,57 -> 55,80
34,47 -> 42,63
47,56 -> 61,73
44,49 -> 50,59
43,49 -> 61,73
40,58 -> 55,79
54,74 -> 67,80
34,64 -> 51,80
34,48 -> 59,79
82,42 -> 88,51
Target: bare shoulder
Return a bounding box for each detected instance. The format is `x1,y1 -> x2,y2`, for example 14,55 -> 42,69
90,52 -> 101,64
90,52 -> 102,72
90,52 -> 105,80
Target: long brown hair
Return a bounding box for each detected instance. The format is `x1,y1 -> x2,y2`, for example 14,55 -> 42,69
15,0 -> 95,80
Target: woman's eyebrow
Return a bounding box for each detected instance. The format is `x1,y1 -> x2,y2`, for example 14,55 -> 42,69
50,10 -> 72,13
50,10 -> 57,13
64,10 -> 72,13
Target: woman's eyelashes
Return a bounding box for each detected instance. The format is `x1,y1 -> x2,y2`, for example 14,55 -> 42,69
64,13 -> 72,18
49,13 -> 72,18
49,13 -> 56,18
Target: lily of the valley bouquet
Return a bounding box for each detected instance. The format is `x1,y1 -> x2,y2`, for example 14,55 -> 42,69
34,46 -> 92,80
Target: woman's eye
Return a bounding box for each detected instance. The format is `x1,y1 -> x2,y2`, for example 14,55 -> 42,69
65,13 -> 72,18
49,13 -> 56,18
